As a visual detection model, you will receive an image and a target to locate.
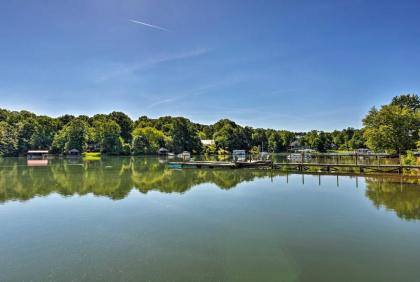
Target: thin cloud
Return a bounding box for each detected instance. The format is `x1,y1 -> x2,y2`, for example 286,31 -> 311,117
146,77 -> 245,109
128,19 -> 169,32
95,48 -> 209,82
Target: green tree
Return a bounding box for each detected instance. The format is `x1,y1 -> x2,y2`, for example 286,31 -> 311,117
16,119 -> 36,154
109,111 -> 133,143
169,118 -> 202,153
132,127 -> 170,154
52,119 -> 90,153
211,119 -> 251,152
57,114 -> 75,127
301,130 -> 331,152
93,120 -> 122,154
30,116 -> 60,149
363,104 -> 420,152
132,135 -> 149,155
267,131 -> 282,153
0,121 -> 18,157
391,94 -> 420,111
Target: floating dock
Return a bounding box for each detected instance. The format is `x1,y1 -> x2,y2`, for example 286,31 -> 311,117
168,160 -> 273,169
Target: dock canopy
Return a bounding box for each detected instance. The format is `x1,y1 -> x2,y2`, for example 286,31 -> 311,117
157,148 -> 169,155
68,149 -> 80,155
27,150 -> 49,160
27,150 -> 49,154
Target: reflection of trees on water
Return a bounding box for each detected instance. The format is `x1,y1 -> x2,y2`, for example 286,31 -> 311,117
0,157 -> 284,202
2,157 -> 420,221
365,177 -> 420,220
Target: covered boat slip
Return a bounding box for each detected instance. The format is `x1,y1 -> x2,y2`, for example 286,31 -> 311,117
26,150 -> 49,160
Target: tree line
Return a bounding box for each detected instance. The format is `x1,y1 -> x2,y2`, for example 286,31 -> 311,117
0,94 -> 419,157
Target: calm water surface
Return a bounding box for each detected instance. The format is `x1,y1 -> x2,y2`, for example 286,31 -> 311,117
1,157 -> 420,282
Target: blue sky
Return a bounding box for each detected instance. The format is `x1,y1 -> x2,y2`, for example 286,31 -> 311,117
0,0 -> 419,131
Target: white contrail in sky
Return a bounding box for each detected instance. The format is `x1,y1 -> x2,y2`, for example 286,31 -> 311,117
128,19 -> 169,31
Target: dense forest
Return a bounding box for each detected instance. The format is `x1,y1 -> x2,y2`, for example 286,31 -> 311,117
0,94 -> 419,157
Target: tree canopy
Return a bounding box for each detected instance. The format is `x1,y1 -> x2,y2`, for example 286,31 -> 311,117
0,94 -> 418,157
363,101 -> 420,153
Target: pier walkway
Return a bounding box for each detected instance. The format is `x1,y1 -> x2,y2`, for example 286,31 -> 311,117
168,160 -> 420,174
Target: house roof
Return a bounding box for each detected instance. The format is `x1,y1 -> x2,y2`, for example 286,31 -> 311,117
27,150 -> 49,154
201,139 -> 215,145
289,140 -> 301,147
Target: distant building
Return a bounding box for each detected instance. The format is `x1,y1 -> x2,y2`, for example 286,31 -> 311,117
201,139 -> 215,146
288,140 -> 302,151
232,150 -> 246,161
355,148 -> 372,155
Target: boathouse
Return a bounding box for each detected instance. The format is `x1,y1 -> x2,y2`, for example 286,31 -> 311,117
158,148 -> 169,155
68,149 -> 80,156
27,150 -> 49,160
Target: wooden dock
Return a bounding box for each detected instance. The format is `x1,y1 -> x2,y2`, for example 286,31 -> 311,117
272,162 -> 420,173
168,160 -> 420,174
168,160 -> 273,169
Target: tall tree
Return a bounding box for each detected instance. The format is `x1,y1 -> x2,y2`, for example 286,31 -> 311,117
169,118 -> 202,153
109,111 -> 133,143
53,119 -> 90,153
363,104 -> 420,152
391,94 -> 420,111
93,120 -> 122,154
30,116 -> 60,149
132,127 -> 170,154
0,121 -> 18,157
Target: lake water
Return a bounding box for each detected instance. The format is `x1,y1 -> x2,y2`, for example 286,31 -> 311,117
1,157 -> 420,281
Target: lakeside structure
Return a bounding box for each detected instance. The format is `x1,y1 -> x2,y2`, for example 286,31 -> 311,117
27,150 -> 49,160
168,152 -> 420,174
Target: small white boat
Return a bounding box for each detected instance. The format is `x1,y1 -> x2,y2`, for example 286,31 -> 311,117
177,151 -> 191,160
287,153 -> 311,161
